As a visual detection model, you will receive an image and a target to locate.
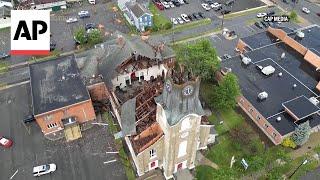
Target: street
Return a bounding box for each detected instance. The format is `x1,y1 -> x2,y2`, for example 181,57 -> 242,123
0,83 -> 126,180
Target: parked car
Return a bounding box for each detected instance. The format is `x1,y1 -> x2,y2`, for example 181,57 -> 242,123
171,18 -> 178,25
254,22 -> 263,29
222,54 -> 232,59
33,164 -> 56,177
201,3 -> 211,11
256,12 -> 267,18
78,11 -> 90,18
172,0 -> 180,6
177,17 -> 184,24
178,0 -> 184,4
181,14 -> 190,22
50,42 -> 56,51
302,7 -> 310,14
168,1 -> 175,8
0,52 -> 10,60
162,1 -> 170,9
192,13 -> 201,20
183,0 -> 189,4
225,0 -> 234,6
211,2 -> 221,8
204,0 -> 214,4
260,21 -> 269,28
188,14 -> 194,21
154,2 -> 164,10
66,17 -> 78,23
221,10 -> 231,15
23,115 -> 35,123
85,23 -> 96,31
282,0 -> 289,4
0,136 -> 13,148
198,12 -> 205,18
215,6 -> 222,11
267,10 -> 275,16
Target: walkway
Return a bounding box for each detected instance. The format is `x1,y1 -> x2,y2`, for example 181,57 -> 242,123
195,151 -> 219,170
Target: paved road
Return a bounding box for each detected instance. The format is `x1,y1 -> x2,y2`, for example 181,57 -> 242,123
0,83 -> 126,180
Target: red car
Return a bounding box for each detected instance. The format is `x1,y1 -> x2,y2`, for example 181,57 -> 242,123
0,136 -> 13,148
155,2 -> 164,10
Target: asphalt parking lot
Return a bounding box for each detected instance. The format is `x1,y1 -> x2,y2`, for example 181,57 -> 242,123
0,83 -> 126,180
214,0 -> 265,14
0,1 -> 129,65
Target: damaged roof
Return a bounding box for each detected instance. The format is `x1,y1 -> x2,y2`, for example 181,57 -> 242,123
155,77 -> 205,126
76,31 -> 175,87
30,55 -> 90,115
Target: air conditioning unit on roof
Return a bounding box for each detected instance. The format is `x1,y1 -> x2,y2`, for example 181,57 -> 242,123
242,56 -> 251,65
258,91 -> 268,100
261,65 -> 275,76
309,97 -> 319,106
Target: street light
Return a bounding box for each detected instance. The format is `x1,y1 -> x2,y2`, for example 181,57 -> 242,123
288,159 -> 308,179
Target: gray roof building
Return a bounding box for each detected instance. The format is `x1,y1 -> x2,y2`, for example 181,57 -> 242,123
30,55 -> 90,115
126,1 -> 151,18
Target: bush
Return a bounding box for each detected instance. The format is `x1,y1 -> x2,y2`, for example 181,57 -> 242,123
164,22 -> 172,30
282,137 -> 297,149
289,11 -> 298,22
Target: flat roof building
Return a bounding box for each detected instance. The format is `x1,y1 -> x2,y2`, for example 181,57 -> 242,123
222,25 -> 320,145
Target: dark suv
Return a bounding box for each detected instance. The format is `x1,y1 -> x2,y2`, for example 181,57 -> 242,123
24,115 -> 35,123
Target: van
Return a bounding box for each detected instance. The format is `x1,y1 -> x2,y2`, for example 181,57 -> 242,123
33,164 -> 56,177
88,0 -> 95,5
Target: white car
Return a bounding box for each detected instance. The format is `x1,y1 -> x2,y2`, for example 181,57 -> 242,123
178,0 -> 185,4
78,11 -> 89,16
201,3 -> 211,11
162,1 -> 170,9
256,12 -> 267,18
302,7 -> 310,14
171,18 -> 178,25
181,14 -> 190,22
177,17 -> 184,24
211,2 -> 221,8
168,2 -> 175,8
66,17 -> 78,23
33,164 -> 56,177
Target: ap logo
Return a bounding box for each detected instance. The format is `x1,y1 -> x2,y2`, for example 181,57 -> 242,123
11,10 -> 50,55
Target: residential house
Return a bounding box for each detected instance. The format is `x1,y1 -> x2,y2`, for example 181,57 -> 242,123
0,4 -> 11,28
121,0 -> 153,32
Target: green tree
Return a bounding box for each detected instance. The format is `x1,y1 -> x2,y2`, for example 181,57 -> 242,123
88,29 -> 103,46
291,121 -> 311,146
208,73 -> 240,110
175,39 -> 220,80
74,28 -> 87,45
289,11 -> 298,22
282,137 -> 297,149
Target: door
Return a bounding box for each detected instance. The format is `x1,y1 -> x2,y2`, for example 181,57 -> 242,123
64,124 -> 82,142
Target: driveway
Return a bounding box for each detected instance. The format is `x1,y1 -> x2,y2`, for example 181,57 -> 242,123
0,83 -> 127,180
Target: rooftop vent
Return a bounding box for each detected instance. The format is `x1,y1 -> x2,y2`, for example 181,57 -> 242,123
258,91 -> 268,100
276,116 -> 281,122
62,75 -> 65,80
309,97 -> 319,106
278,72 -> 283,77
281,52 -> 286,59
296,31 -> 305,38
261,65 -> 275,76
293,84 -> 297,88
241,56 -> 251,65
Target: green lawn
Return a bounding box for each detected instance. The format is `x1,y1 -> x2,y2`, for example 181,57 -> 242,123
159,18 -> 212,35
149,3 -> 171,31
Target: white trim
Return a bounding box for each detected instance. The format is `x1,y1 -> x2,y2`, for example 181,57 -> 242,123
174,160 -> 187,173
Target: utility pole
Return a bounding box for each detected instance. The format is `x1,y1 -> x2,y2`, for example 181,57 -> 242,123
288,159 -> 308,179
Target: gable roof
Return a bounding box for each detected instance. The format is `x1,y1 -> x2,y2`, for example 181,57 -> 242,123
126,2 -> 152,18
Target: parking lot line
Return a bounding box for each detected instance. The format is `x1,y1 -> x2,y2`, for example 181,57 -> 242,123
9,169 -> 18,180
103,159 -> 117,164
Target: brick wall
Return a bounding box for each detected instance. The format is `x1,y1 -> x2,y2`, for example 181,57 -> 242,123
237,96 -> 282,145
87,82 -> 110,101
35,100 -> 96,134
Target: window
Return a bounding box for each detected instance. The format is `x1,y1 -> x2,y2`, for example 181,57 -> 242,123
273,132 -> 277,137
256,115 -> 261,120
139,18 -> 143,22
249,108 -> 253,113
240,98 -> 244,104
47,123 -> 58,129
150,149 -> 156,158
181,118 -> 190,131
264,124 -> 269,129
178,141 -> 187,157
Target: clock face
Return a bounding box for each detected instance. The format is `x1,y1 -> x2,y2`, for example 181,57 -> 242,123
183,85 -> 194,96
165,80 -> 172,92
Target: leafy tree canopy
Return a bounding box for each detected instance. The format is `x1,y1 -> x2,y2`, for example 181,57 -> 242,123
208,73 -> 241,110
74,28 -> 87,45
291,121 -> 311,146
88,29 -> 103,46
175,39 -> 220,80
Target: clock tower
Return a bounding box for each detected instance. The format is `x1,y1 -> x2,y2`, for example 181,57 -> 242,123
155,71 -> 205,178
